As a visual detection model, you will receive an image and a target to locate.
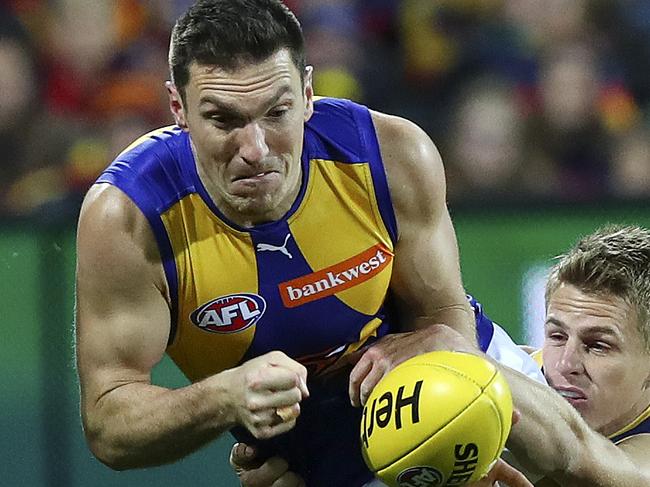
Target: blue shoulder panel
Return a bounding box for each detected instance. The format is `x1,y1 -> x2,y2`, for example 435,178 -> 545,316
96,126 -> 194,343
468,295 -> 496,352
306,98 -> 398,243
99,127 -> 196,214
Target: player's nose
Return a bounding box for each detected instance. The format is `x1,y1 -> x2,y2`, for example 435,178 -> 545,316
556,339 -> 585,376
236,122 -> 269,163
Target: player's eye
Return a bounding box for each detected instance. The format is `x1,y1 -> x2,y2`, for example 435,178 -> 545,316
209,115 -> 235,128
545,331 -> 567,343
202,111 -> 241,130
267,106 -> 289,118
587,341 -> 611,354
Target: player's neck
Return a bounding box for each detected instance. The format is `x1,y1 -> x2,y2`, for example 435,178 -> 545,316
217,182 -> 302,227
601,393 -> 650,437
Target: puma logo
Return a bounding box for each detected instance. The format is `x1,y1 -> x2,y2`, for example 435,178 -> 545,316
256,233 -> 293,259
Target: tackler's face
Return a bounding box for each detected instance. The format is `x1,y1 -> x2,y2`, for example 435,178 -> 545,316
543,283 -> 650,436
171,49 -> 313,226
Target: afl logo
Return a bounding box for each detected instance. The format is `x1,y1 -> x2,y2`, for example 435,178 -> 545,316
190,293 -> 266,333
397,466 -> 444,487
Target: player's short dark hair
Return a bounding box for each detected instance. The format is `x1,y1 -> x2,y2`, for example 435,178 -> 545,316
546,225 -> 650,352
169,0 -> 305,102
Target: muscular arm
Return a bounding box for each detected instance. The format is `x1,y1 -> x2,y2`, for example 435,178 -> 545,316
372,111 -> 475,339
76,185 -> 306,469
348,114 -> 476,407
502,366 -> 650,486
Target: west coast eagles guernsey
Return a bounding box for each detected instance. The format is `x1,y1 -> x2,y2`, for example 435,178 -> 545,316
99,98 -> 397,485
98,98 -> 543,486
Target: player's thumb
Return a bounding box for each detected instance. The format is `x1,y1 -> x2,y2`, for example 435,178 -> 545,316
229,442 -> 262,473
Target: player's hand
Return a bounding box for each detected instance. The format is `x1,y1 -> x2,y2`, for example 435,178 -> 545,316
230,442 -> 306,487
348,324 -> 478,407
227,351 -> 309,439
468,459 -> 533,487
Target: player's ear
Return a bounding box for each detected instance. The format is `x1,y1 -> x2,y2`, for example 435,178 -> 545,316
166,81 -> 188,130
303,66 -> 314,122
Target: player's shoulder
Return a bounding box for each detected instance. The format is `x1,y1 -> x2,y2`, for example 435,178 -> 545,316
370,110 -> 445,223
77,183 -> 164,289
615,429 -> 650,469
104,125 -> 189,185
78,184 -> 148,248
370,110 -> 443,180
98,125 -> 196,216
116,125 -> 186,159
370,110 -> 429,145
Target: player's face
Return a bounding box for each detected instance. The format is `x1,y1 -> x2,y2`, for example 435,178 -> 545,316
543,283 -> 650,436
174,49 -> 313,226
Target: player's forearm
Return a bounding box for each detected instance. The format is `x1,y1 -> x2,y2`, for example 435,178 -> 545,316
501,365 -> 650,486
83,372 -> 235,470
501,366 -> 595,478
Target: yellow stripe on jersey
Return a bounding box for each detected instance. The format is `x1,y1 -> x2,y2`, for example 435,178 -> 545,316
163,193 -> 258,382
289,159 -> 393,316
531,349 -> 543,367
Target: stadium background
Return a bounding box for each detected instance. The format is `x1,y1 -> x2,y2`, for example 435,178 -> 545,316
2,1 -> 649,485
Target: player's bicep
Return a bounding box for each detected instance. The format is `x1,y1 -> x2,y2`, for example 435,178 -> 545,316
75,185 -> 170,403
371,112 -> 470,331
391,209 -> 465,318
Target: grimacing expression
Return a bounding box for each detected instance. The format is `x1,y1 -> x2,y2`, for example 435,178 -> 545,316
543,283 -> 650,436
174,49 -> 313,225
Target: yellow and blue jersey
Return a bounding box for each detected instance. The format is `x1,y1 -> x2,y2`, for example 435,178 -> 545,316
99,97 -> 398,485
99,98 -> 398,384
609,404 -> 650,445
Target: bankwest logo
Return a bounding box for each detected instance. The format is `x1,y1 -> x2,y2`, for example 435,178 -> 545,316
278,244 -> 393,308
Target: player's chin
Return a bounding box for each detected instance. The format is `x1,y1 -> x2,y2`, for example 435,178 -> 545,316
228,191 -> 282,216
230,178 -> 284,201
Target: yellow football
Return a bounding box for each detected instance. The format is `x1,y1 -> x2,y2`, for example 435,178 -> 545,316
360,351 -> 513,487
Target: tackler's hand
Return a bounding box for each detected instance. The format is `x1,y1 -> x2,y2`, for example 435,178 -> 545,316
230,442 -> 306,487
348,324 -> 478,407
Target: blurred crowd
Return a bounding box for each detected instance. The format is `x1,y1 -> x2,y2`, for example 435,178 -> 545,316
1,0 -> 649,218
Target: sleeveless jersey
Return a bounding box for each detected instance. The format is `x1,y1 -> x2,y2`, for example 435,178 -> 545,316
98,98 -> 543,486
99,98 -> 397,485
98,97 -> 398,384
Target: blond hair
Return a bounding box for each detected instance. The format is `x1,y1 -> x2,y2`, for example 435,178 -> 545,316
545,225 -> 650,352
